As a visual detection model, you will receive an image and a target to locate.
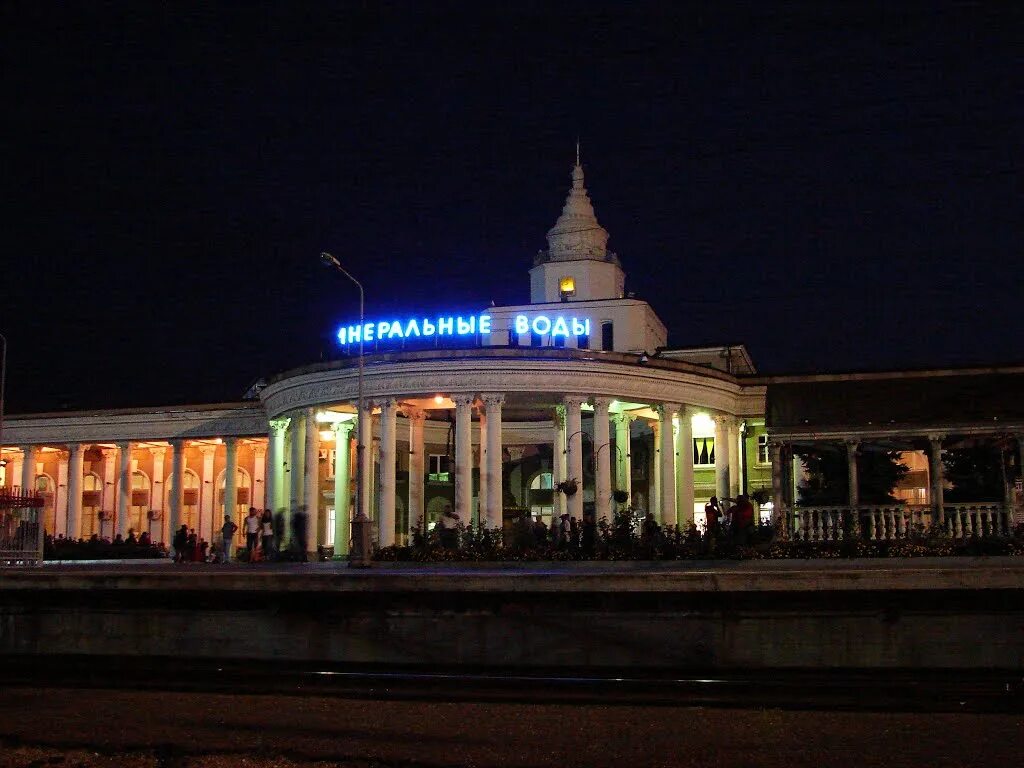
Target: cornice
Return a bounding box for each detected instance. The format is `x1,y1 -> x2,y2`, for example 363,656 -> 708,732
3,406 -> 268,446
262,356 -> 744,420
770,422 -> 1024,441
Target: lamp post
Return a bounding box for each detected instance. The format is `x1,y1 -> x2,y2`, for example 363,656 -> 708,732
0,332 -> 6,471
320,253 -> 366,563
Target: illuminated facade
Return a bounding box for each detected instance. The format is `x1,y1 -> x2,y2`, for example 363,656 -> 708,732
2,160 -> 1022,552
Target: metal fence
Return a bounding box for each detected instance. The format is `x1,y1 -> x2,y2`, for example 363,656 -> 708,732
0,488 -> 45,566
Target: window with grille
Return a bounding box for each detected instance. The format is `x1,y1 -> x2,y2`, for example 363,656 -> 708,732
693,437 -> 715,467
428,454 -> 451,482
757,434 -> 770,464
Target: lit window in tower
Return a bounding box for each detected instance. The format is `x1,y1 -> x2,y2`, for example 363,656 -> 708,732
559,276 -> 575,300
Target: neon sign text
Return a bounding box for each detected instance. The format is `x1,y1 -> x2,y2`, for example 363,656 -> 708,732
335,312 -> 593,345
514,314 -> 590,337
337,314 -> 492,345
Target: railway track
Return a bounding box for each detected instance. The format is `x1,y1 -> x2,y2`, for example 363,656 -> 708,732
2,656 -> 1021,713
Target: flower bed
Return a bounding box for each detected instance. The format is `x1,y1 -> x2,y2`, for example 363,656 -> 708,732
375,515 -> 1024,563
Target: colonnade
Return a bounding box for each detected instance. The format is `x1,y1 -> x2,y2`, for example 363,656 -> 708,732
766,433 -> 1024,531
2,395 -> 754,554
266,396 -> 746,554
1,437 -> 266,547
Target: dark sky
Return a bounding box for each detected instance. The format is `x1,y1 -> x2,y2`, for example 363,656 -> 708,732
4,1 -> 1022,413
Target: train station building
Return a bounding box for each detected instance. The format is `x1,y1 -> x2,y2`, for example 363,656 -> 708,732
3,160 -> 1022,553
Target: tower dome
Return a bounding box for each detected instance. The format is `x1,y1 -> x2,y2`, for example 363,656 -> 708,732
542,157 -> 612,262
529,150 -> 625,304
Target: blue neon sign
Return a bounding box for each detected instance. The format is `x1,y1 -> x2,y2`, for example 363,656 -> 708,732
337,315 -> 492,345
335,312 -> 591,346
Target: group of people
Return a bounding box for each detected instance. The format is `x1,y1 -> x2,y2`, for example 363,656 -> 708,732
703,494 -> 757,544
50,528 -> 155,547
43,529 -> 165,559
502,509 -> 599,553
173,507 -> 277,564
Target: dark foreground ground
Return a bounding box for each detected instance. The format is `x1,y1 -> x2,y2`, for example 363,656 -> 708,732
1,686 -> 1022,768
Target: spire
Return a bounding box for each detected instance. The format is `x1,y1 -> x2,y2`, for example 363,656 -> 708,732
543,148 -> 609,262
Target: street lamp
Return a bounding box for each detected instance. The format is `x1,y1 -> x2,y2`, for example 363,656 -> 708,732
0,332 -> 7,471
319,252 -> 367,563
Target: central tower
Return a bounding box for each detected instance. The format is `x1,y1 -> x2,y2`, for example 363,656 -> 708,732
529,156 -> 626,303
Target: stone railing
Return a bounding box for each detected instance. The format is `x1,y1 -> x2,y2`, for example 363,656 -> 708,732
789,503 -> 1013,542
943,503 -> 1013,538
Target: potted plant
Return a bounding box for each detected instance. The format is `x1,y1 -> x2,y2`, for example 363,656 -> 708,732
613,489 -> 629,507
556,478 -> 579,497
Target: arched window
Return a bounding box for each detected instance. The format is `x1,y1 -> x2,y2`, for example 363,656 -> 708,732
601,321 -> 614,351
130,470 -> 151,538
164,468 -> 201,532
218,468 -> 252,539
36,474 -> 56,535
529,472 -> 554,523
81,472 -> 103,538
425,496 -> 450,530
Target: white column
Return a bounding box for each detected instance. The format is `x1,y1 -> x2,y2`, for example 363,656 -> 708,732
612,413 -> 632,504
10,450 -> 24,492
289,413 -> 305,540
100,447 -> 116,539
303,407 -> 319,551
358,403 -> 373,522
714,415 -> 732,502
770,440 -> 785,527
407,411 -> 425,538
56,450 -> 69,537
20,445 -> 36,495
477,408 -> 488,526
676,407 -> 694,526
375,400 -> 396,547
371,436 -> 380,523
658,403 -> 679,526
563,396 -> 585,521
252,444 -> 267,510
482,393 -> 505,528
728,418 -> 741,499
224,437 -> 238,534
267,418 -> 289,512
454,395 -> 474,524
333,420 -> 354,554
552,406 -> 566,520
1015,436 -> 1024,526
929,434 -> 945,526
200,444 -> 216,542
149,446 -> 166,543
846,440 -> 860,509
169,439 -> 185,552
67,443 -> 85,541
116,441 -> 132,538
593,397 -> 612,523
651,419 -> 661,521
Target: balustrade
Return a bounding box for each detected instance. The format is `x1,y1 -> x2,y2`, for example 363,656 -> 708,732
790,503 -> 1009,542
942,503 -> 1010,538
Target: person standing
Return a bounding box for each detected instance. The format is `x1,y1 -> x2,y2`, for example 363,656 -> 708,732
172,524 -> 188,563
244,507 -> 260,558
221,514 -> 238,563
260,509 -> 275,561
730,494 -> 756,546
704,496 -> 723,536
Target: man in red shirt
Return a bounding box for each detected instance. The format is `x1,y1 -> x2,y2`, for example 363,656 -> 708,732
730,494 -> 755,546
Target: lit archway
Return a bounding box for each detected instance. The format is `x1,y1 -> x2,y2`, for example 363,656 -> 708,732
217,468 -> 252,540
81,472 -> 102,538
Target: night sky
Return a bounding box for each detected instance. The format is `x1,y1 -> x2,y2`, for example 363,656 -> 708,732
4,2 -> 1022,413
